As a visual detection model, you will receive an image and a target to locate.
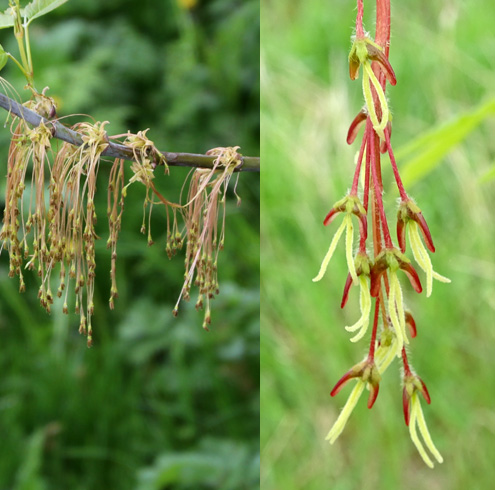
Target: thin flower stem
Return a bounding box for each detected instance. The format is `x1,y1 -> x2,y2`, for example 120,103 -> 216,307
359,128 -> 371,252
384,128 -> 408,201
370,177 -> 382,257
375,0 -> 391,52
401,346 -> 413,376
369,120 -> 393,248
368,297 -> 380,360
356,0 -> 365,38
363,127 -> 371,212
350,132 -> 367,196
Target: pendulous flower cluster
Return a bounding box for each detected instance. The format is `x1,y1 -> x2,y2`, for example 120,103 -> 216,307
0,90 -> 243,344
313,0 -> 449,468
173,146 -> 242,330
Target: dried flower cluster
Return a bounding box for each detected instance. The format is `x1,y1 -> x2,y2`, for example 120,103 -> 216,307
174,146 -> 242,330
0,94 -> 243,344
314,0 -> 449,467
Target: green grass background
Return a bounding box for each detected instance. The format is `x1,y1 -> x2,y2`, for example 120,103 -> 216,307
0,1 -> 259,489
261,1 -> 495,488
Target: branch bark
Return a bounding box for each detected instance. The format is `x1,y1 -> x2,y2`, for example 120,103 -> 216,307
0,93 -> 260,172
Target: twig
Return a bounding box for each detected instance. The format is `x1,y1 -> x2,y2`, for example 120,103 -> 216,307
0,93 -> 260,172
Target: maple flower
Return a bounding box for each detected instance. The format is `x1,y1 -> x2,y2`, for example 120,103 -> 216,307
326,357 -> 381,444
313,195 -> 367,284
403,369 -> 443,468
408,222 -> 451,298
340,252 -> 372,342
374,329 -> 398,374
397,199 -> 450,297
370,248 -> 422,355
348,35 -> 396,139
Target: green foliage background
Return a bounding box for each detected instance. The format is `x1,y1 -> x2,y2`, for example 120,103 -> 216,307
0,0 -> 259,489
261,1 -> 495,489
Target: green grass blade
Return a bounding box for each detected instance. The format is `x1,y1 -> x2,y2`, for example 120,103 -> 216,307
396,99 -> 495,187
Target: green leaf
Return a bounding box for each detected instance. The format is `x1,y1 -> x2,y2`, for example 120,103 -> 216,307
396,99 -> 495,187
21,0 -> 69,25
0,8 -> 15,29
0,44 -> 7,71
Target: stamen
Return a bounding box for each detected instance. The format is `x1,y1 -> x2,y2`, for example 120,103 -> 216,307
362,62 -> 389,139
326,381 -> 365,444
313,217 -> 348,282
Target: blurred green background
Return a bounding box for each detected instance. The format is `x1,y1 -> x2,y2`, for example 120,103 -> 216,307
0,1 -> 259,489
261,1 -> 495,489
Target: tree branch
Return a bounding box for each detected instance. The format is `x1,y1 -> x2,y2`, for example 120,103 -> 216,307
0,93 -> 260,172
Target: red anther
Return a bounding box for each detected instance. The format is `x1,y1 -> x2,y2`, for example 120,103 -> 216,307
341,273 -> 353,308
367,383 -> 379,409
347,110 -> 367,145
405,311 -> 417,338
415,211 -> 435,253
397,217 -> 406,253
400,261 -> 423,294
331,359 -> 381,409
403,387 -> 411,426
366,43 -> 397,86
419,378 -> 431,405
330,369 -> 356,397
323,207 -> 340,226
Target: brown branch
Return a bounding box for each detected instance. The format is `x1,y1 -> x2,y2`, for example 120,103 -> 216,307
0,93 -> 260,172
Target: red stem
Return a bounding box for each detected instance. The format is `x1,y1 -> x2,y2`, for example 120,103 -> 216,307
363,125 -> 371,213
385,128 -> 408,201
356,0 -> 365,37
350,134 -> 367,196
372,0 -> 391,121
359,135 -> 371,252
367,297 -> 380,360
369,120 -> 393,248
401,347 -> 413,376
375,0 -> 391,53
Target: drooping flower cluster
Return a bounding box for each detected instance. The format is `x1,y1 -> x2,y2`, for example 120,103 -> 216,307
174,146 -> 242,330
314,0 -> 449,467
0,103 -> 242,344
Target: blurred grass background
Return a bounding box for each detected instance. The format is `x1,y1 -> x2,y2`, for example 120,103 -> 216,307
0,0 -> 259,489
261,1 -> 495,489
